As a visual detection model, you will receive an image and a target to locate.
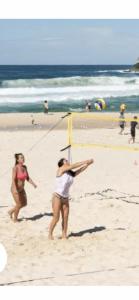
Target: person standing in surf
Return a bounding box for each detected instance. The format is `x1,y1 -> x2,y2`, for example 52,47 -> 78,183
85,101 -> 91,112
44,100 -> 49,114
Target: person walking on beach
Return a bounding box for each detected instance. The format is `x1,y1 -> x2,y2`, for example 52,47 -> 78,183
30,114 -> 35,125
129,116 -> 138,144
44,100 -> 48,114
48,158 -> 94,240
119,111 -> 126,135
8,153 -> 37,222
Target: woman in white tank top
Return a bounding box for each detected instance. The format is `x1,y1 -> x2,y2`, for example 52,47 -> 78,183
48,157 -> 94,240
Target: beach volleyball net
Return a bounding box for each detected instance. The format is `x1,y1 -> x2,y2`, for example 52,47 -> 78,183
66,112 -> 139,152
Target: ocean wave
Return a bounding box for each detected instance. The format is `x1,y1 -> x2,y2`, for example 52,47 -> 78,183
0,75 -> 139,103
125,79 -> 136,84
0,84 -> 139,103
1,75 -> 139,89
97,69 -> 128,73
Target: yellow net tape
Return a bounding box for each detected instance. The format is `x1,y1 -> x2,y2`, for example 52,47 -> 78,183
67,113 -> 139,152
71,112 -> 138,122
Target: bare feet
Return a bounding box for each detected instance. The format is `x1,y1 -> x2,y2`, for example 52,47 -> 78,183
61,234 -> 68,239
48,235 -> 54,240
8,210 -> 13,219
8,211 -> 19,222
13,219 -> 18,223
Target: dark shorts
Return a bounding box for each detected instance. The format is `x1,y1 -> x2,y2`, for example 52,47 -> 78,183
120,124 -> 124,129
131,129 -> 135,137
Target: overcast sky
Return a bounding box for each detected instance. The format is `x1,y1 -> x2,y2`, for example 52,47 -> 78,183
0,19 -> 139,65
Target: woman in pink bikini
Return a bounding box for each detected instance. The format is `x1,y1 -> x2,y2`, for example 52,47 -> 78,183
8,153 -> 37,222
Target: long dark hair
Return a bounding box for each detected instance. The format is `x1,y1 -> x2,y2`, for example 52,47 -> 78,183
58,158 -> 75,177
14,153 -> 23,165
58,158 -> 65,167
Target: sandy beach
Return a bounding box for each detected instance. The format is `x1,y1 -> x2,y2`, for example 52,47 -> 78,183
0,111 -> 136,129
0,112 -> 139,285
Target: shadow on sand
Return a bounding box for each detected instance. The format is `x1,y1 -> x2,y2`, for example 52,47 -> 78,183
68,226 -> 106,238
19,212 -> 53,222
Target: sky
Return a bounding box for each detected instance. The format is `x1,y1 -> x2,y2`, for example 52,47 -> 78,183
0,19 -> 139,65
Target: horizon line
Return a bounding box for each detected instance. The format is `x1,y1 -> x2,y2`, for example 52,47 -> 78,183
0,63 -> 132,66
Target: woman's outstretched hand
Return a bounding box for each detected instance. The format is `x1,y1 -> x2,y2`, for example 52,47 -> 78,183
87,159 -> 94,165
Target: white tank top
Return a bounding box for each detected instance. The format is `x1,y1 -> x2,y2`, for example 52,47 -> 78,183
55,172 -> 74,198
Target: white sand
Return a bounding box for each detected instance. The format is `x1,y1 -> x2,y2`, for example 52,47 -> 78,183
0,113 -> 139,285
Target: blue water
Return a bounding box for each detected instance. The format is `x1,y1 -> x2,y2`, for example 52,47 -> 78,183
0,64 -> 139,113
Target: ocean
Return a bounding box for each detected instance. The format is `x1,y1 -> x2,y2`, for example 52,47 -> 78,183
0,65 -> 139,113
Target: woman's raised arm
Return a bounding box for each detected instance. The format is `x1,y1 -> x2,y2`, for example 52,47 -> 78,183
60,159 -> 94,174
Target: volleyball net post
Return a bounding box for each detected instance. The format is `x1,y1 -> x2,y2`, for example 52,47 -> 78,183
60,113 -> 73,162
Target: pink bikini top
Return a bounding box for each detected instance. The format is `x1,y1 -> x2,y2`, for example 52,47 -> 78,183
16,166 -> 28,181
